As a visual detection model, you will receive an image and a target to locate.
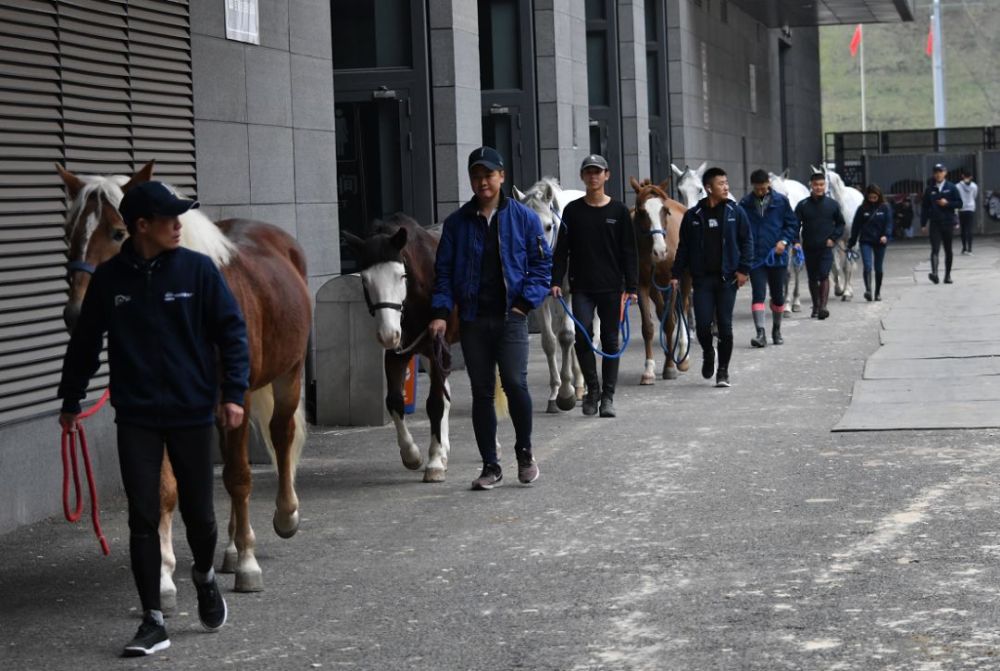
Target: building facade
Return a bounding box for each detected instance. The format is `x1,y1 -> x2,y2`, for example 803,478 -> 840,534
0,0 -> 911,533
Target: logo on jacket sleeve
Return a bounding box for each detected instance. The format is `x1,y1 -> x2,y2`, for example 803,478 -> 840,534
163,291 -> 194,302
114,294 -> 131,307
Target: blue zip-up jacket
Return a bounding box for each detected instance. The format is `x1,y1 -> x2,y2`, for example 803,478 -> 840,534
848,202 -> 893,247
432,191 -> 552,322
672,198 -> 754,281
920,180 -> 962,226
738,189 -> 799,265
58,240 -> 250,428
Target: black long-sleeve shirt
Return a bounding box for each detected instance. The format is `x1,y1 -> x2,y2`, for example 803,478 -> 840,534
795,195 -> 846,250
551,197 -> 638,294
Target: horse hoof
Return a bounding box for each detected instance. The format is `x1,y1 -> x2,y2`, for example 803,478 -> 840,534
555,395 -> 576,411
662,367 -> 678,380
273,509 -> 299,539
220,548 -> 238,574
160,589 -> 177,616
401,451 -> 424,471
834,288 -> 844,297
423,467 -> 447,483
640,374 -> 655,385
234,570 -> 264,593
546,399 -> 560,413
791,304 -> 801,313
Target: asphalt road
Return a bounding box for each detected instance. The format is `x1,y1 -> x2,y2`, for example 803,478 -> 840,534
3,238 -> 1000,670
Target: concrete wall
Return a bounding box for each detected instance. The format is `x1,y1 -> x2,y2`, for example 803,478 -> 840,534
191,0 -> 340,295
780,26 -> 823,181
618,0 -> 651,186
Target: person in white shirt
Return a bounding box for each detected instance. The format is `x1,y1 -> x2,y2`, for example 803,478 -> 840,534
956,169 -> 978,255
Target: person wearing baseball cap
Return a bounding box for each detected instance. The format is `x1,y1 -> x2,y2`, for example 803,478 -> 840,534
920,163 -> 962,283
550,153 -> 638,417
429,146 -> 551,490
58,179 -> 247,656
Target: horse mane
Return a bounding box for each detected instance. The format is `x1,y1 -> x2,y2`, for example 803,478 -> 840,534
66,174 -> 129,240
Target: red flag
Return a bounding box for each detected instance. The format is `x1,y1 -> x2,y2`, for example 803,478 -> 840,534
849,24 -> 862,57
926,22 -> 933,56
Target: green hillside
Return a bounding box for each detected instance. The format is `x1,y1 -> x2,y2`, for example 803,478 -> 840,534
820,0 -> 1000,135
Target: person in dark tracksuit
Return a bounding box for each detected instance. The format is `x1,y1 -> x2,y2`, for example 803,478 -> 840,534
956,169 -> 978,255
847,183 -> 893,302
671,167 -> 753,388
920,163 -> 962,284
550,154 -> 638,418
58,182 -> 248,657
429,146 -> 552,491
738,169 -> 799,348
795,172 -> 846,320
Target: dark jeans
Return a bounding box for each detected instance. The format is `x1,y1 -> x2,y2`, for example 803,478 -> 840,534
959,210 -> 974,251
928,219 -> 954,275
571,291 -> 622,397
804,247 -> 834,283
460,312 -> 533,465
117,423 -> 218,612
750,265 -> 787,307
692,275 -> 737,372
859,242 -> 886,274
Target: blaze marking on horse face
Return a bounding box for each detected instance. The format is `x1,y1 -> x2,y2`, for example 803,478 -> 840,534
362,260 -> 407,350
643,196 -> 669,261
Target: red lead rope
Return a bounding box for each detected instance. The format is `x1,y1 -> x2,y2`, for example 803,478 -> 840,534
61,389 -> 111,555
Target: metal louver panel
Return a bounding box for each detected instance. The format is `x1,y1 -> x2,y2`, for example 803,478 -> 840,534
0,0 -> 194,426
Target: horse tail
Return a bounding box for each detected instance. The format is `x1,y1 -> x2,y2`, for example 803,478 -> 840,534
247,384 -> 306,474
494,370 -> 509,419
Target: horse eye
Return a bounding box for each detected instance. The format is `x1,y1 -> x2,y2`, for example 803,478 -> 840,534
111,229 -> 126,242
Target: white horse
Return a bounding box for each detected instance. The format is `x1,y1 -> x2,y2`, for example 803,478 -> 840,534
811,165 -> 863,300
768,170 -> 809,312
671,162 -> 707,207
514,178 -> 587,412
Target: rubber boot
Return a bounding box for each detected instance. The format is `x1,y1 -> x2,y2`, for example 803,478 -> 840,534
599,357 -> 618,418
771,308 -> 784,345
863,271 -> 872,302
577,347 -> 600,416
928,253 -> 939,284
818,279 -> 830,320
875,272 -> 883,301
750,309 -> 767,348
944,248 -> 953,283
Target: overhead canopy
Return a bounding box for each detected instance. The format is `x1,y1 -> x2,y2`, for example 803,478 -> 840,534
728,0 -> 914,27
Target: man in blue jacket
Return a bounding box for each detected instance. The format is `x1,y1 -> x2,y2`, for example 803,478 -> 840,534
670,167 -> 753,388
739,169 -> 799,347
58,182 -> 249,657
429,147 -> 551,490
920,163 -> 962,284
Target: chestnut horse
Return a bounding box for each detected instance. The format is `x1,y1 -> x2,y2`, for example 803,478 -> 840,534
629,177 -> 692,384
343,214 -> 463,481
57,161 -> 311,601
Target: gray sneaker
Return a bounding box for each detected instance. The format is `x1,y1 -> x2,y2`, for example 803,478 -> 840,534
471,463 -> 503,490
517,457 -> 539,484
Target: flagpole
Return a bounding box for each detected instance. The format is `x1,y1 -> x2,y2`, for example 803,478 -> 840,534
859,25 -> 866,132
931,0 -> 945,128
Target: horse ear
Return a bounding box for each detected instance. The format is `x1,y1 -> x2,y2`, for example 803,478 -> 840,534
512,185 -> 526,201
341,230 -> 367,257
696,161 -> 707,176
629,176 -> 642,193
55,163 -> 86,199
389,226 -> 408,251
123,160 -> 156,193
658,180 -> 670,193
782,168 -> 790,179
671,164 -> 683,177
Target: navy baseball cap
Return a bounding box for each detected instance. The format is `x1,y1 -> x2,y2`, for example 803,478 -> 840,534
580,154 -> 609,171
468,146 -> 504,172
119,181 -> 199,228
933,163 -> 947,172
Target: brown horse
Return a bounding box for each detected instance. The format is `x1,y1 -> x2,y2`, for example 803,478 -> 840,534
342,214 -> 460,482
629,177 -> 692,384
57,161 -> 311,600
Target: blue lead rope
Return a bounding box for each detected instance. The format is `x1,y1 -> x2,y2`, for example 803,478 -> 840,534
657,284 -> 690,365
556,294 -> 631,359
751,246 -> 805,270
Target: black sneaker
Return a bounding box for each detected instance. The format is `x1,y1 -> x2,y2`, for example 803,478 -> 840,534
701,348 -> 715,379
581,391 -> 599,416
944,275 -> 953,284
122,613 -> 170,657
715,369 -> 731,388
193,569 -> 228,631
471,463 -> 503,490
928,272 -> 939,284
517,457 -> 539,484
599,397 -> 616,418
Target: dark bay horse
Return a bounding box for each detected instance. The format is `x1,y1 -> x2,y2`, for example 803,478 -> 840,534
342,214 -> 459,482
629,177 -> 692,384
57,161 -> 311,599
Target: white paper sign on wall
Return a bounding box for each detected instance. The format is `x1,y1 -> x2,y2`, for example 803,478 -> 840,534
225,0 -> 259,45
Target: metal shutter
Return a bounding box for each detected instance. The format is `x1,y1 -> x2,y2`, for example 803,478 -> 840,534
0,0 -> 193,426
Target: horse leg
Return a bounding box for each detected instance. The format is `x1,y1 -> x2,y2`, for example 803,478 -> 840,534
220,407 -> 262,592
676,278 -> 693,372
268,370 -> 307,539
423,371 -> 450,483
386,352 -> 422,470
842,248 -> 854,300
158,453 -> 178,613
539,297 -> 561,413
558,307 -> 582,403
832,246 -> 845,297
653,286 -> 678,380
792,262 -> 802,312
637,285 -> 656,385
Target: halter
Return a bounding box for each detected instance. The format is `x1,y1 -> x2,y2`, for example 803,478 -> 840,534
67,260 -> 96,276
362,281 -> 403,316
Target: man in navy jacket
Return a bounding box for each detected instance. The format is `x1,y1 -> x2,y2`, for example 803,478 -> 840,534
739,169 -> 799,347
671,167 -> 753,388
58,182 -> 249,657
429,147 -> 551,490
920,163 -> 963,284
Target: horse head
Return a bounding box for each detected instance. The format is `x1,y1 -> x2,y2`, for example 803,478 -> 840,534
769,170 -> 809,209
342,217 -> 416,351
515,177 -> 563,250
670,161 -> 707,208
630,176 -> 675,263
57,161 -> 155,332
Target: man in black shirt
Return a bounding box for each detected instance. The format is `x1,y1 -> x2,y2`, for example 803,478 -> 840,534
671,167 -> 752,388
551,154 -> 638,417
795,173 -> 846,320
920,163 -> 962,284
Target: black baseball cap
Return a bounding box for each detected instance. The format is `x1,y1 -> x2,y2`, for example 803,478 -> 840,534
580,154 -> 609,171
119,181 -> 199,228
933,163 -> 947,172
468,146 -> 504,172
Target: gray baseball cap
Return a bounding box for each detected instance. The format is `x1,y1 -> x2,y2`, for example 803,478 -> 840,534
580,154 -> 609,171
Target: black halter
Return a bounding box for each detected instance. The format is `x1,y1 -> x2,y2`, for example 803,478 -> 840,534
362,281 -> 403,317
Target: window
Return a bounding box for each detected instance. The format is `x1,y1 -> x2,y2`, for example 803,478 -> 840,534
332,0 -> 412,69
479,0 -> 521,90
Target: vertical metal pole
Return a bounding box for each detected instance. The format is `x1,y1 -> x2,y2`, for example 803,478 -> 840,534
932,0 -> 945,128
859,25 -> 866,132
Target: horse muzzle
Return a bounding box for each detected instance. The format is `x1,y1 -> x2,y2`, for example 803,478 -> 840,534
376,328 -> 402,351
